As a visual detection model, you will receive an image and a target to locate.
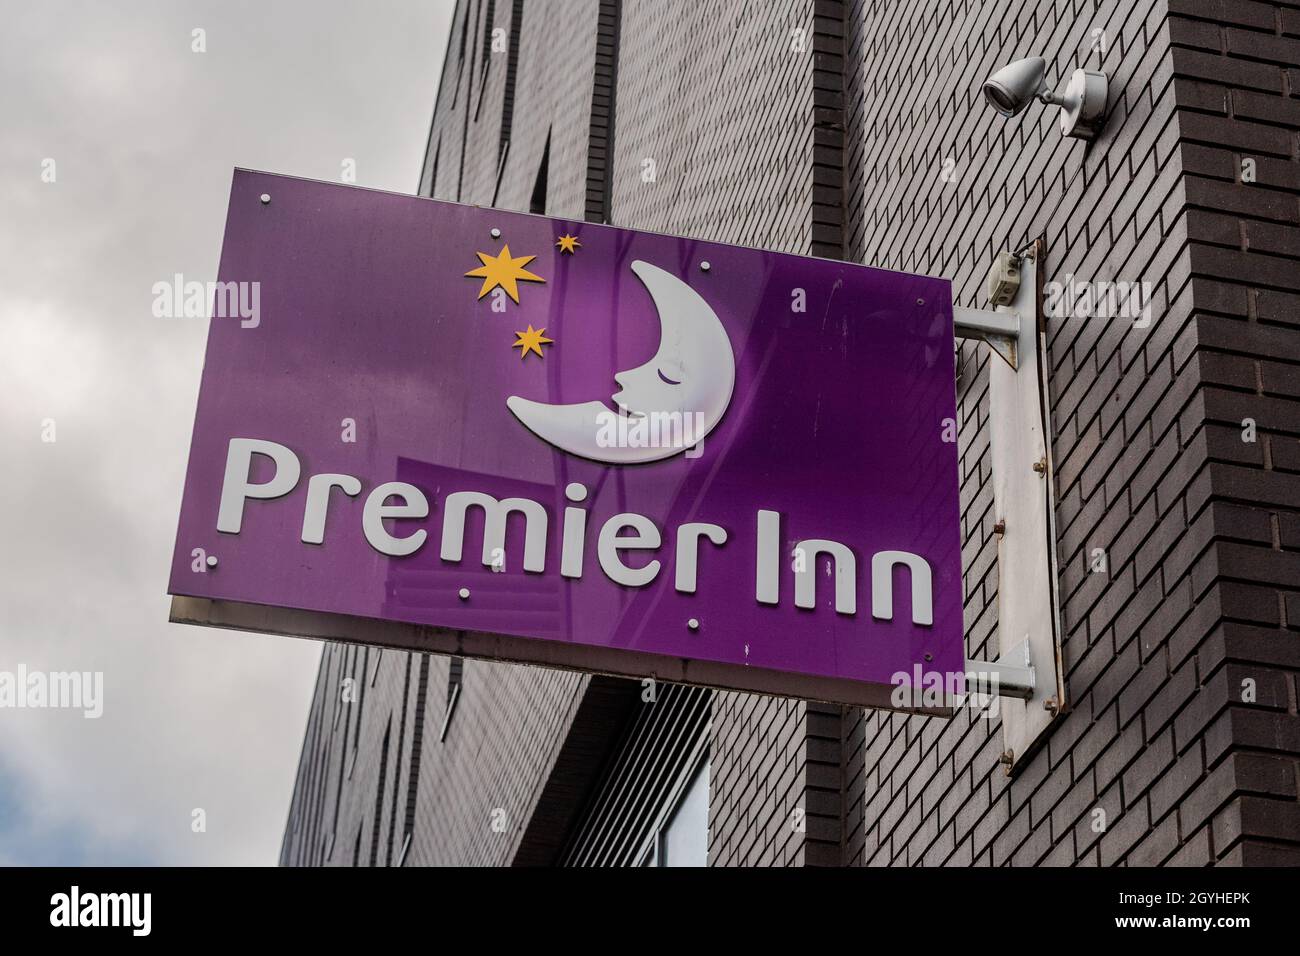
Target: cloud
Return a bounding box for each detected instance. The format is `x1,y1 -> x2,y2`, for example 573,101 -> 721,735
0,0 -> 451,864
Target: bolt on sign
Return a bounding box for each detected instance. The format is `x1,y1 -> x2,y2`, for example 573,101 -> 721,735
169,170 -> 962,712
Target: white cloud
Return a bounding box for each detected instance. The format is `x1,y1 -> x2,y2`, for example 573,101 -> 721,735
0,0 -> 451,864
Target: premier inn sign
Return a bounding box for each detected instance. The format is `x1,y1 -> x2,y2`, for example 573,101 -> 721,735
169,170 -> 962,711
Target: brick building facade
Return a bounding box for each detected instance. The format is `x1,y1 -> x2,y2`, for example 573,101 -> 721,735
280,0 -> 1300,867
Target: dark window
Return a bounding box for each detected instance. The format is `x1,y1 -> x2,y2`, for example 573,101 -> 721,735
400,654 -> 431,863
448,656 -> 463,705
498,0 -> 525,162
368,719 -> 392,866
529,133 -> 550,215
441,656 -> 464,741
475,0 -> 497,120
428,138 -> 441,199
384,653 -> 414,866
451,0 -> 471,108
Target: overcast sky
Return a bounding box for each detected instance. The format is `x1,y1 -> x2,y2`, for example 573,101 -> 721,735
0,0 -> 452,865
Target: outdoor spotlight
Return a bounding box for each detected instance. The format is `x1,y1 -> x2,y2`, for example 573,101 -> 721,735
982,57 -> 1109,140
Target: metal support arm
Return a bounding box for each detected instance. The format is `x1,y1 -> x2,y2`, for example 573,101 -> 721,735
954,307 -> 1020,369
964,638 -> 1036,701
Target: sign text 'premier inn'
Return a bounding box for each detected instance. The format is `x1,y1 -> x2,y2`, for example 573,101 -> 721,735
169,171 -> 962,711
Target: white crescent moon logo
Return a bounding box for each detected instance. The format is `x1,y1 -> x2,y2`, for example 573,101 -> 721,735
506,260 -> 735,464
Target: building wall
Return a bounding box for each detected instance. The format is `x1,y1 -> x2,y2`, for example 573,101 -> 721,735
836,0 -> 1300,868
1167,0 -> 1300,862
281,0 -> 1300,866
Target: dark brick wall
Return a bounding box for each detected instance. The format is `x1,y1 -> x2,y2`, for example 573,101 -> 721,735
841,0 -> 1300,867
282,0 -> 1300,866
1168,0 -> 1300,864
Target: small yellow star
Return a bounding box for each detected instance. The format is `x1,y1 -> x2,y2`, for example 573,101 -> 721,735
556,234 -> 581,254
512,324 -> 553,359
465,244 -> 546,303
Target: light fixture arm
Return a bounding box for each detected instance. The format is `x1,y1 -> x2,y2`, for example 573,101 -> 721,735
982,57 -> 1109,141
1053,69 -> 1109,139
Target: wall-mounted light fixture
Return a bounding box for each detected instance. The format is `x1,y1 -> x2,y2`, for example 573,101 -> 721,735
982,57 -> 1108,140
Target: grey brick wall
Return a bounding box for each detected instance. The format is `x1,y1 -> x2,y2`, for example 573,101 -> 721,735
841,0 -> 1300,867
281,0 -> 1300,867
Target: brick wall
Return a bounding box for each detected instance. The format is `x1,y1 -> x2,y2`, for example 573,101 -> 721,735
282,0 -> 1300,866
1168,0 -> 1300,863
842,0 -> 1300,866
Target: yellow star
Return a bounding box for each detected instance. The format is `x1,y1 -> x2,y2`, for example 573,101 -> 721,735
556,234 -> 581,254
464,244 -> 546,303
512,325 -> 553,360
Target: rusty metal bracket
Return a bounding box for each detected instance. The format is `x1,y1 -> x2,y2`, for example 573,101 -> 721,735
955,241 -> 1067,772
954,306 -> 1020,369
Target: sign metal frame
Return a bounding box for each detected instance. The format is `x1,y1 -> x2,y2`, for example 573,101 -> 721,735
955,242 -> 1067,771
169,595 -> 947,713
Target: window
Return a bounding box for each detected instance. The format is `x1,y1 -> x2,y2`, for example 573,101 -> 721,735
475,0 -> 497,119
332,644 -> 348,730
562,685 -> 710,867
368,720 -> 392,866
529,133 -> 550,215
641,759 -> 709,867
400,655 -> 431,864
440,656 -> 463,741
497,0 -> 524,163
346,646 -> 367,779
661,760 -> 709,867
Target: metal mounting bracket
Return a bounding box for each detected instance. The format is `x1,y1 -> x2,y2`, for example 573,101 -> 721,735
964,637 -> 1035,701
953,242 -> 1066,772
954,307 -> 1019,369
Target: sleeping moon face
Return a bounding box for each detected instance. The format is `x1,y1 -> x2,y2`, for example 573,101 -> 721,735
506,259 -> 735,465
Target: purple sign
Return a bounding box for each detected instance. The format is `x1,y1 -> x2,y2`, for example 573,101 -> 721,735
169,170 -> 961,709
